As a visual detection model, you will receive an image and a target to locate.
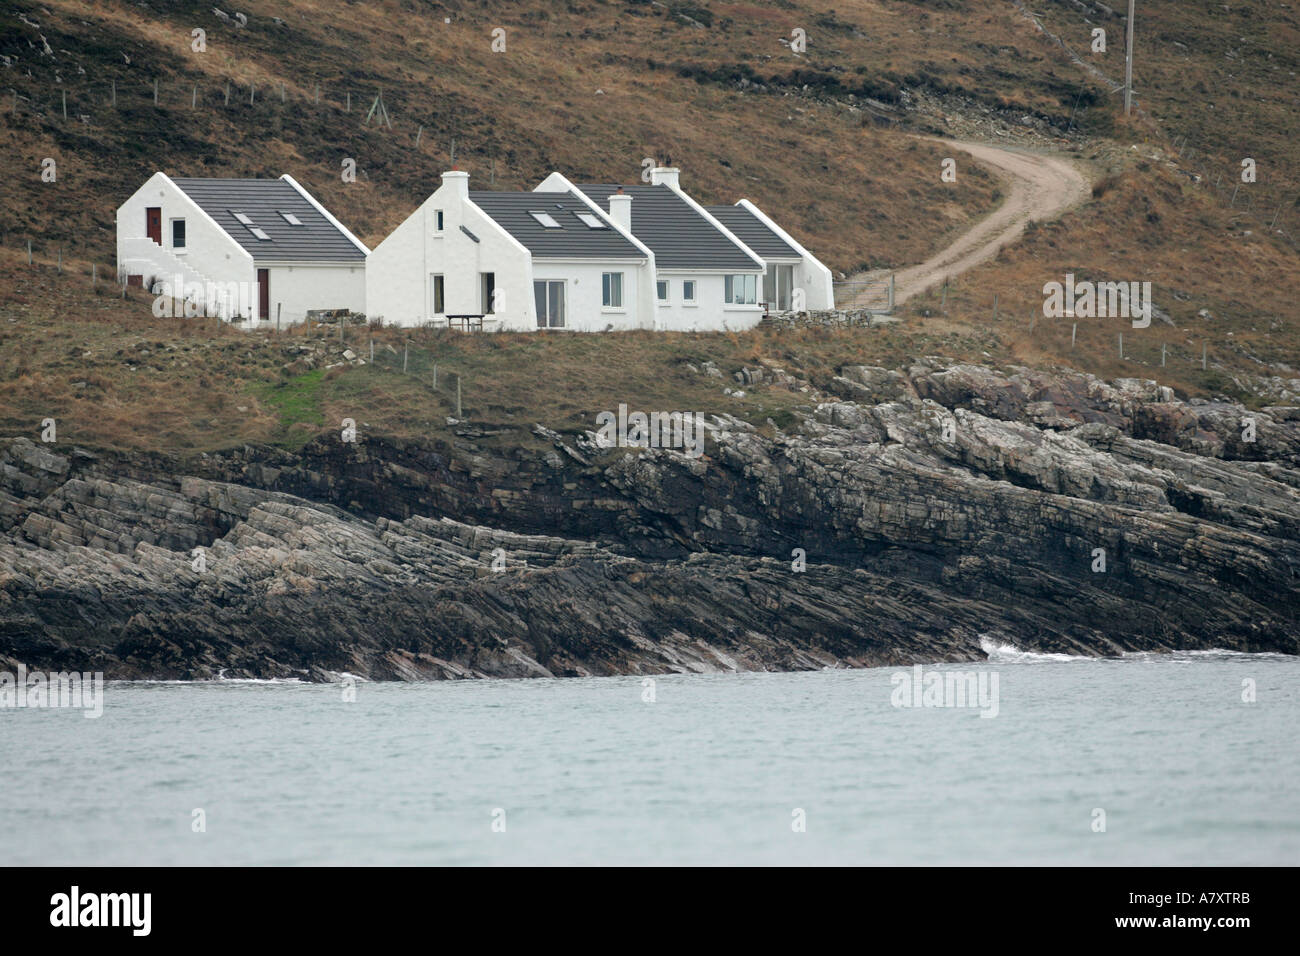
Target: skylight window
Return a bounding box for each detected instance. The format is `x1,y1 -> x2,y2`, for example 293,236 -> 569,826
575,212 -> 607,229
231,212 -> 253,225
249,227 -> 271,241
529,211 -> 562,228
280,212 -> 303,226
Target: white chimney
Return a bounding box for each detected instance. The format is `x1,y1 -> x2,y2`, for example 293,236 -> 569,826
649,166 -> 680,189
442,169 -> 470,198
608,190 -> 632,230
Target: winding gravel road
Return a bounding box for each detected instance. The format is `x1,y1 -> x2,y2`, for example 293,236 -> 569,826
847,139 -> 1093,307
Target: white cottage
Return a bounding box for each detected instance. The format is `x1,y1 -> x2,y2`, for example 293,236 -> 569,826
117,173 -> 368,324
704,201 -> 835,311
366,170 -> 655,330
366,165 -> 835,332
557,168 -> 771,331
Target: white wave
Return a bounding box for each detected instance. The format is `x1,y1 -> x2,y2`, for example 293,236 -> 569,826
978,635 -> 1092,662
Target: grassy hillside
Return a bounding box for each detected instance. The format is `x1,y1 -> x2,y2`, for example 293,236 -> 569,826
0,0 -> 1297,455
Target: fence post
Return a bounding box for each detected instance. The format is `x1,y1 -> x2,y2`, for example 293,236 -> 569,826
941,279 -> 948,311
192,85 -> 197,108
276,302 -> 282,333
992,293 -> 998,321
346,91 -> 350,112
370,338 -> 374,363
57,248 -> 62,273
225,81 -> 230,106
403,343 -> 408,373
92,263 -> 96,287
433,363 -> 438,388
415,125 -> 423,148
1118,333 -> 1123,359
111,79 -> 116,108
1202,342 -> 1207,370
1071,323 -> 1077,349
62,89 -> 66,120
27,239 -> 32,265
153,78 -> 158,105
456,375 -> 462,417
1161,342 -> 1166,367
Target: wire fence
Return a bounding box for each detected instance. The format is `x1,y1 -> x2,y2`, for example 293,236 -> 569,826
5,72 -> 488,172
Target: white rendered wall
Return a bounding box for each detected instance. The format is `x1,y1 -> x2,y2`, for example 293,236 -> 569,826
117,172 -> 252,301
252,263 -> 366,327
367,180 -> 535,329
531,261 -> 647,332
653,272 -> 763,331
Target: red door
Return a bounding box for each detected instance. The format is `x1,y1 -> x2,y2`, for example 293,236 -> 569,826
146,207 -> 162,244
257,269 -> 269,321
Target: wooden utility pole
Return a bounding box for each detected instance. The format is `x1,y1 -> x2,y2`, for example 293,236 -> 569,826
1124,0 -> 1136,116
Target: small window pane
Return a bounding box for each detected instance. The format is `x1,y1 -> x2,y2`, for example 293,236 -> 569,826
602,272 -> 622,308
529,211 -> 562,228
171,219 -> 186,249
576,212 -> 606,229
435,210 -> 444,231
249,227 -> 271,241
280,212 -> 303,225
656,280 -> 668,301
683,280 -> 696,301
232,212 -> 253,225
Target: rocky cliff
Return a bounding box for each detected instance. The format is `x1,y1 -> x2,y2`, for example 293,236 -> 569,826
2,360 -> 1297,680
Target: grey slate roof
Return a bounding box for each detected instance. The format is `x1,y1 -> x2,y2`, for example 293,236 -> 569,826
170,177 -> 365,262
705,204 -> 801,260
576,184 -> 762,272
468,191 -> 644,259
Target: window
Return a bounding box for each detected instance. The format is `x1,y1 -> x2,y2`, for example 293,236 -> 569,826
656,280 -> 668,302
249,227 -> 271,241
575,212 -> 607,229
682,280 -> 696,302
280,212 -> 303,226
231,212 -> 253,225
430,274 -> 445,315
434,210 -> 444,232
602,272 -> 623,308
171,219 -> 186,249
529,211 -> 562,228
725,274 -> 758,305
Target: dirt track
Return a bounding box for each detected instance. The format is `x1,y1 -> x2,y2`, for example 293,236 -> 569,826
847,139 -> 1093,307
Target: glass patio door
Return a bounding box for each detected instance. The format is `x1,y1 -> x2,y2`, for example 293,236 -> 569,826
534,280 -> 565,328
764,265 -> 794,310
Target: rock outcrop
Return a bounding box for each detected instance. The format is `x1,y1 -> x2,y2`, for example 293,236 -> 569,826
2,360 -> 1297,680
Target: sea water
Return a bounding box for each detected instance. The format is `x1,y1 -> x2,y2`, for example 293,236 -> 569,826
2,647 -> 1296,865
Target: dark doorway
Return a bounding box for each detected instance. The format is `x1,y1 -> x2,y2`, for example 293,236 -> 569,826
257,269 -> 269,321
146,207 -> 162,245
